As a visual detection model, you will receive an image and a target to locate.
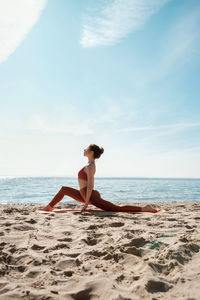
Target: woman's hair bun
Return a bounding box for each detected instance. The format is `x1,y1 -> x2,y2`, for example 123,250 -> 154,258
89,144 -> 104,159
100,147 -> 104,154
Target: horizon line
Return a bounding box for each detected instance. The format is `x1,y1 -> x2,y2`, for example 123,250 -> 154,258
0,175 -> 200,180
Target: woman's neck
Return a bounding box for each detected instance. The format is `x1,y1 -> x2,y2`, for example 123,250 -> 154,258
88,159 -> 95,164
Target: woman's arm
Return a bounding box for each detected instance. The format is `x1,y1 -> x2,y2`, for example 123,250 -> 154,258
81,165 -> 95,210
85,187 -> 93,206
85,164 -> 95,204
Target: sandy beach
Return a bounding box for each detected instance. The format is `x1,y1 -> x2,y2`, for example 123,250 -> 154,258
0,201 -> 199,299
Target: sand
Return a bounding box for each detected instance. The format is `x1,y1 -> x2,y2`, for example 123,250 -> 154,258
0,201 -> 199,300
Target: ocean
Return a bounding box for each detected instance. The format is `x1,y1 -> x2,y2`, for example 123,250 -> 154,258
0,177 -> 199,205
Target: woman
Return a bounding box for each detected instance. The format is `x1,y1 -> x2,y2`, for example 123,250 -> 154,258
39,144 -> 158,213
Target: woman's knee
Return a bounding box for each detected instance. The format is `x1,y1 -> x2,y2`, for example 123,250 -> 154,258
93,189 -> 101,198
60,186 -> 71,194
60,186 -> 66,192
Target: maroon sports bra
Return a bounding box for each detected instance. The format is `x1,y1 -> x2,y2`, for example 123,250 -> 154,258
78,167 -> 87,181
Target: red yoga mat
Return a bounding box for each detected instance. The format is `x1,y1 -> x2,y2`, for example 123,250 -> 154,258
38,207 -> 164,214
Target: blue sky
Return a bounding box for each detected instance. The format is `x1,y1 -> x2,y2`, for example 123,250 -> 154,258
0,0 -> 200,178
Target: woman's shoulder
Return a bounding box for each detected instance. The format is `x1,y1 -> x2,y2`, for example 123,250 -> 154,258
85,162 -> 96,172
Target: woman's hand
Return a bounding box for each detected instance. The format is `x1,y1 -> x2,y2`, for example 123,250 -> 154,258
80,204 -> 88,213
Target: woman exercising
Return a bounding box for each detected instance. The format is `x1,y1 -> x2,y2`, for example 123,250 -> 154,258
39,144 -> 158,213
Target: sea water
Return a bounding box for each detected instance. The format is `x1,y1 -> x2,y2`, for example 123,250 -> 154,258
0,177 -> 199,205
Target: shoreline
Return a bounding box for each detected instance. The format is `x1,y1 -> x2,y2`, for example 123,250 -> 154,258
0,202 -> 199,299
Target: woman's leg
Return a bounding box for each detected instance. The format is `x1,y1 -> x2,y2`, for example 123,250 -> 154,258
89,190 -> 157,213
49,186 -> 87,207
39,186 -> 88,211
39,187 -> 157,213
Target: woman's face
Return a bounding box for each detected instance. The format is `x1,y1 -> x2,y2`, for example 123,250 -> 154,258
84,146 -> 94,158
83,146 -> 90,156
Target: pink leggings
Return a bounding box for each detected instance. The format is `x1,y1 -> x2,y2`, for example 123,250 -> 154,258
48,186 -> 142,212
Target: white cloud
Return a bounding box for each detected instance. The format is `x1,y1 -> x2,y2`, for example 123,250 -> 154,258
116,121 -> 200,159
137,5 -> 200,85
0,0 -> 47,63
118,121 -> 200,132
26,113 -> 95,135
92,98 -> 137,124
80,0 -> 169,47
157,7 -> 200,77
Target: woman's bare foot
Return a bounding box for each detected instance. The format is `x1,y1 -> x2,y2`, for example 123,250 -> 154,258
39,204 -> 53,212
142,204 -> 157,213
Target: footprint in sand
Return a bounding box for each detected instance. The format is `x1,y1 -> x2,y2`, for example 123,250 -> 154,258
16,265 -> 27,272
145,279 -> 173,293
0,242 -> 7,250
87,224 -> 98,230
133,275 -> 140,281
55,259 -> 76,270
123,237 -> 147,248
32,259 -> 44,266
66,253 -> 80,258
62,270 -> 74,277
13,225 -> 35,231
148,261 -> 178,275
25,218 -> 37,224
103,253 -> 124,262
0,287 -> 10,296
70,287 -> 93,300
123,233 -> 133,239
115,274 -> 125,282
25,269 -> 40,278
120,246 -> 142,257
57,237 -> 72,242
164,243 -> 199,265
91,233 -> 103,239
44,243 -> 70,251
85,250 -> 108,257
0,282 -> 8,290
8,245 -> 18,254
89,224 -> 105,229
179,236 -> 189,243
31,244 -> 46,251
5,222 -> 13,227
109,222 -> 125,227
81,237 -> 98,246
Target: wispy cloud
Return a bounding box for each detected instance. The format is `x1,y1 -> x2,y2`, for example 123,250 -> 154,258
117,122 -> 200,157
118,122 -> 200,132
26,113 -> 95,135
92,97 -> 138,124
80,0 -> 169,47
0,0 -> 47,63
138,5 -> 200,85
157,6 -> 200,77
0,109 -> 95,136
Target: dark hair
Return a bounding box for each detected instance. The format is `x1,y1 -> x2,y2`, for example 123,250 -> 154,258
89,144 -> 104,159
